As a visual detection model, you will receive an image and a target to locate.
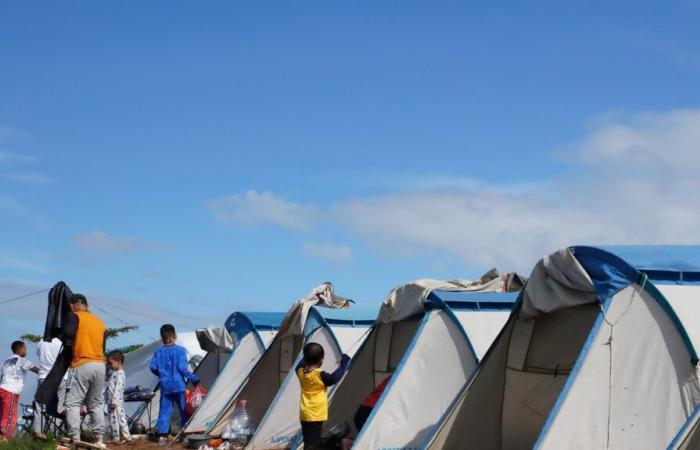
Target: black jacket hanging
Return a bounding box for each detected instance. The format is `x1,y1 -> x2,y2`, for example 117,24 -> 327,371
36,281 -> 75,409
42,281 -> 73,342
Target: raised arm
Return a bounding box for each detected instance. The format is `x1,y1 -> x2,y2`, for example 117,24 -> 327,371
320,354 -> 351,387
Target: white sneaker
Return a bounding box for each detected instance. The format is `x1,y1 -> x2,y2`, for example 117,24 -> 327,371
93,440 -> 108,449
158,437 -> 168,446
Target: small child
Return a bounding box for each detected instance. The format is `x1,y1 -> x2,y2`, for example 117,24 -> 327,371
106,350 -> 132,444
149,324 -> 199,446
295,343 -> 350,450
0,340 -> 38,440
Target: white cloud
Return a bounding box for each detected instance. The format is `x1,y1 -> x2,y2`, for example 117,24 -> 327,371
6,171 -> 52,183
0,256 -> 49,273
0,151 -> 35,164
574,109 -> 700,173
142,269 -> 166,280
331,109 -> 700,271
0,194 -> 46,225
212,109 -> 700,273
303,241 -> 353,263
73,231 -> 163,256
208,190 -> 317,231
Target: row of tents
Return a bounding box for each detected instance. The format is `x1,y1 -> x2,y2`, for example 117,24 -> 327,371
121,245 -> 700,450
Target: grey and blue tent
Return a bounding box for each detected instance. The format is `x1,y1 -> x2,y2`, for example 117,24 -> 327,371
243,311 -> 373,449
204,284 -> 372,449
424,246 -> 700,450
184,312 -> 284,434
319,272 -> 524,450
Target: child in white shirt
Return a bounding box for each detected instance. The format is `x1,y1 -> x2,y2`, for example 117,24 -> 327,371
0,340 -> 38,440
106,350 -> 132,444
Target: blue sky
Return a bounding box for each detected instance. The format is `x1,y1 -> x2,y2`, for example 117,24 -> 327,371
2,1 -> 700,350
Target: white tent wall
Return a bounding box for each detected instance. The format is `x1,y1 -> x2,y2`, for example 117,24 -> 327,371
451,309 -> 511,359
185,332 -> 267,433
535,284 -> 700,450
123,340 -> 162,418
660,285 -> 700,358
353,309 -> 477,449
258,330 -> 277,347
247,326 -> 343,449
326,324 -> 371,359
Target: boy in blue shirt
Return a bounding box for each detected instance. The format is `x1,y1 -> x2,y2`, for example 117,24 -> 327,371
149,324 -> 199,445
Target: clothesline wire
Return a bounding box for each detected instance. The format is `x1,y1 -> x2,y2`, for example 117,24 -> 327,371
0,287 -> 50,305
0,286 -> 196,335
91,303 -> 158,342
85,296 -> 197,331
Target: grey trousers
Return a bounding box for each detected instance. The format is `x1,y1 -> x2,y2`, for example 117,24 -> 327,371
65,362 -> 105,440
32,379 -> 44,434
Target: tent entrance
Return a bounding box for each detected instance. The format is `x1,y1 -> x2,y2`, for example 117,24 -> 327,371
501,304 -> 599,449
218,334 -> 304,429
435,304 -> 599,450
325,316 -> 422,436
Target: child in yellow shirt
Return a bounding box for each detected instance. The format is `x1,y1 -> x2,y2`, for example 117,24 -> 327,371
296,343 -> 350,449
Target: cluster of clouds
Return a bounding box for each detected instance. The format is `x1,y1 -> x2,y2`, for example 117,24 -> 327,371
73,231 -> 163,256
208,109 -> 700,271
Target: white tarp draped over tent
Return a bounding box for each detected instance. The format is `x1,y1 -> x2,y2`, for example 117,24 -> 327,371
320,271 -> 523,450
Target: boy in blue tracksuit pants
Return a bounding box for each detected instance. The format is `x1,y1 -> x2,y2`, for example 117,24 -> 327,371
149,324 -> 199,445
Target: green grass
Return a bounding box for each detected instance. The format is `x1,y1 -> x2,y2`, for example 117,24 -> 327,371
0,435 -> 55,450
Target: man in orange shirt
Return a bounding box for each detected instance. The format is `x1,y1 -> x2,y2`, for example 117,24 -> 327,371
62,293 -> 107,447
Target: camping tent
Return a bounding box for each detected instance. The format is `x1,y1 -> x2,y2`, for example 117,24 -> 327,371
243,312 -> 373,449
184,312 -> 284,434
603,246 -> 700,450
424,246 -> 700,450
124,331 -> 205,419
205,292 -> 372,449
320,272 -> 523,450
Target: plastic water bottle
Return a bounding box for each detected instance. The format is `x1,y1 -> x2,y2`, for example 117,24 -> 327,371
221,421 -> 233,440
226,400 -> 256,448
